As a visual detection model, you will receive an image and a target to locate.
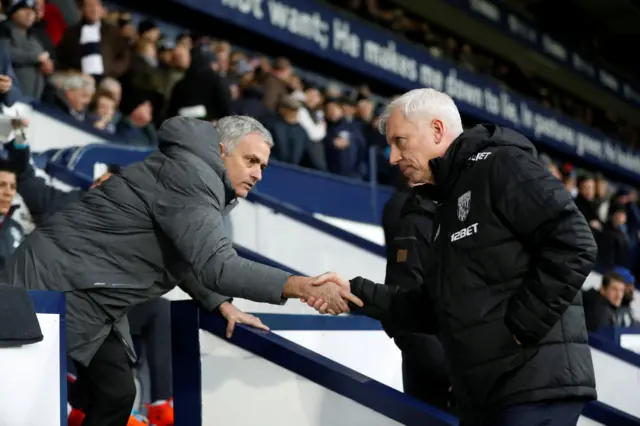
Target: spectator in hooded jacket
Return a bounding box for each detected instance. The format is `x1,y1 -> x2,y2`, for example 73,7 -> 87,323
323,97 -> 365,178
306,88 -> 597,426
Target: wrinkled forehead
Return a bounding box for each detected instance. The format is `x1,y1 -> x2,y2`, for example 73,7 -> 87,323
385,109 -> 418,140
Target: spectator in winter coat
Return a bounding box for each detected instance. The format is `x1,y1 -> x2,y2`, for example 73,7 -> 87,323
583,271 -> 627,332
115,89 -> 159,148
56,0 -> 130,81
269,95 -> 309,165
166,46 -> 230,122
0,159 -> 23,271
1,0 -> 53,99
305,89 -> 597,426
598,207 -> 631,270
574,174 -> 603,233
323,97 -> 365,178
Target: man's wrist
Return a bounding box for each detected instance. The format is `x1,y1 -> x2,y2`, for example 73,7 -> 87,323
217,301 -> 232,315
282,275 -> 308,298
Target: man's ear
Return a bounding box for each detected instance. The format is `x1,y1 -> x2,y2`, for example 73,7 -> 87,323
219,142 -> 225,156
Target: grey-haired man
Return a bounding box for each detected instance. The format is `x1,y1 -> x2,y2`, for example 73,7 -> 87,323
1,116 -> 361,426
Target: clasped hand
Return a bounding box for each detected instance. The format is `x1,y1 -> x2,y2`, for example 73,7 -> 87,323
301,272 -> 362,315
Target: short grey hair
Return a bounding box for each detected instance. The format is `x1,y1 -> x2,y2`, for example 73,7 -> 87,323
61,74 -> 95,93
378,88 -> 463,138
215,116 -> 274,153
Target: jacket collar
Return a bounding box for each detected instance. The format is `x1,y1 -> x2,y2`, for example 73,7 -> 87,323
429,124 -> 537,200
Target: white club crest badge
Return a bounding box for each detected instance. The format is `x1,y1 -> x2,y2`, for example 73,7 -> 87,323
457,191 -> 471,222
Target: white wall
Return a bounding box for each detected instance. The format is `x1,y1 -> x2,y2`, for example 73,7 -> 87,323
230,199 -> 387,284
199,330 -> 404,426
0,313 -> 61,426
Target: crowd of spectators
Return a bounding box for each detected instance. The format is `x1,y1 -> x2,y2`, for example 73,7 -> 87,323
331,0 -> 640,150
0,0 -> 393,180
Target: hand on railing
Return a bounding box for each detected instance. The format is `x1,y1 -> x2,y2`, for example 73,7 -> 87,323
218,301 -> 269,338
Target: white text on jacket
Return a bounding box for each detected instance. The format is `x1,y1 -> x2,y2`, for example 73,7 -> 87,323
451,223 -> 479,242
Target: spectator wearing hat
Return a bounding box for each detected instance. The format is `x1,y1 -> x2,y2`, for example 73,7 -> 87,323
323,97 -> 366,178
269,94 -> 309,165
0,0 -> 53,99
611,267 -> 639,327
115,89 -> 158,147
56,0 -> 130,80
137,19 -> 160,44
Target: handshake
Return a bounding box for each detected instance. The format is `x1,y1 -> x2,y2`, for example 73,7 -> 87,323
284,272 -> 362,315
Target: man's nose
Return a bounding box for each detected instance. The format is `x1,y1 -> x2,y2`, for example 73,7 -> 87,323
251,168 -> 262,182
389,145 -> 401,165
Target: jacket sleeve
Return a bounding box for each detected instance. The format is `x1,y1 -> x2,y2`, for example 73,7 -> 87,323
8,142 -> 84,221
349,277 -> 438,335
492,149 -> 598,345
178,272 -> 231,312
152,187 -> 290,305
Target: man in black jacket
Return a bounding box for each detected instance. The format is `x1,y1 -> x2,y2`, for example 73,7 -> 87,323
1,116 -> 360,426
382,185 -> 452,412
306,89 -> 597,426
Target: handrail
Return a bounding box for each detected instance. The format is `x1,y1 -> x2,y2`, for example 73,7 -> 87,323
171,301 -> 640,426
170,300 -> 458,426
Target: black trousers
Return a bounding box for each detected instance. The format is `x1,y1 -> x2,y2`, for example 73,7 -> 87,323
460,400 -> 585,426
68,331 -> 136,426
399,334 -> 452,413
128,297 -> 173,402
